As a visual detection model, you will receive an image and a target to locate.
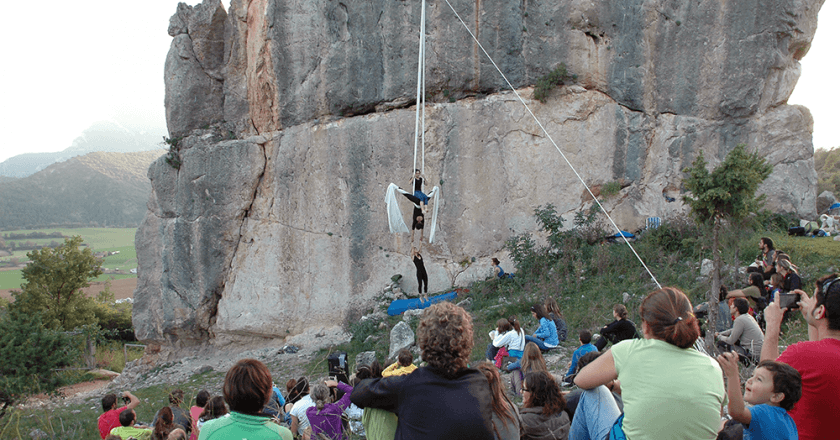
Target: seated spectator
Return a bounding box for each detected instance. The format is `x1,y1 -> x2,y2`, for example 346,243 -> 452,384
306,379 -> 354,440
198,358 -> 292,440
355,360 -> 397,440
152,390 -> 191,438
486,317 -> 525,371
746,237 -> 777,280
491,258 -> 512,279
511,342 -> 550,396
776,259 -> 801,293
345,376 -> 366,438
196,396 -> 228,432
382,348 -> 418,377
593,304 -> 637,351
545,298 -> 568,342
152,407 -> 187,440
726,272 -> 768,311
262,379 -> 286,420
476,362 -> 520,440
717,353 -> 801,440
351,302 -> 495,439
694,285 -> 733,334
761,274 -> 840,440
563,330 -> 597,385
520,371 -> 570,440
567,352 -> 622,440
716,298 -> 764,361
110,408 -> 152,440
575,287 -> 725,439
768,273 -> 784,302
188,390 -> 209,440
524,304 -> 559,351
288,377 -> 315,439
98,391 -> 140,439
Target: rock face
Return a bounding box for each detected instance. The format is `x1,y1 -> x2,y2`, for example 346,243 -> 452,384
134,0 -> 825,347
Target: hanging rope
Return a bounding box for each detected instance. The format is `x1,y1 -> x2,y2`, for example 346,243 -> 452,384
412,0 -> 427,183
440,0 -> 661,289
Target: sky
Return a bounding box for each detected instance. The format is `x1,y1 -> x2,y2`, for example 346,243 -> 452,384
0,1 -> 836,164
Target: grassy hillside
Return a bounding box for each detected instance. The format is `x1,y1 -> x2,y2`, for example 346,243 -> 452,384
814,146 -> 840,195
0,150 -> 163,230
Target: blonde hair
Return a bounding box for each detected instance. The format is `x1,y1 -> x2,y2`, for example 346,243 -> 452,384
521,342 -> 548,374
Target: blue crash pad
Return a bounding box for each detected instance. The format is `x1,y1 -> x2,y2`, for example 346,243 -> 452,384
387,291 -> 458,316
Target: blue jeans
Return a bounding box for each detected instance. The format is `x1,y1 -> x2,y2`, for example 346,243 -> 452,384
525,335 -> 556,351
569,386 -> 622,440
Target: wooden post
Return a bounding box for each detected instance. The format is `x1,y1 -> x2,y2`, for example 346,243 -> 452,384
85,336 -> 96,369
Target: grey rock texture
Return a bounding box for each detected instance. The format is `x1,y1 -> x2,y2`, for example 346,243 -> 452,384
135,0 -> 825,347
388,321 -> 416,361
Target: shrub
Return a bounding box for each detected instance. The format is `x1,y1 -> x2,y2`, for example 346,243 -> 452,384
533,63 -> 577,103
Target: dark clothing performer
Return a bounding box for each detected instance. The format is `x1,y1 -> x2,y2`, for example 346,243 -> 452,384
413,254 -> 428,294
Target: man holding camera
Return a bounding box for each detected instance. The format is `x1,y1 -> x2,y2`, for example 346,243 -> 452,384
98,390 -> 140,439
761,274 -> 840,440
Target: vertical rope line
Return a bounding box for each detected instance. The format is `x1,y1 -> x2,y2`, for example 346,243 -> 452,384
420,0 -> 426,181
441,0 -> 661,289
413,0 -> 426,179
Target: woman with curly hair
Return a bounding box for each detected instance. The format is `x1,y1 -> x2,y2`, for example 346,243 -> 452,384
574,287 -> 725,440
476,362 -> 520,440
351,302 -> 495,439
520,371 -> 570,440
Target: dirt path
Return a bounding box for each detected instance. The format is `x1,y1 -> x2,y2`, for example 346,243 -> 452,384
0,277 -> 136,302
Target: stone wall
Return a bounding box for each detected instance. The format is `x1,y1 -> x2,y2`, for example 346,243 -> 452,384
134,0 -> 824,347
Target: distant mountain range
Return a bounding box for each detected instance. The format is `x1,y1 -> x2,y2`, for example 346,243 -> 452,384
0,150 -> 165,230
0,120 -> 165,178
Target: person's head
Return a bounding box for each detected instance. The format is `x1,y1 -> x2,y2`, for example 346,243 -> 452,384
287,377 -> 310,403
310,383 -> 331,411
531,304 -> 549,320
398,348 -> 413,367
746,361 -> 802,411
507,315 -> 522,333
168,389 -> 184,407
223,358 -> 273,415
732,298 -> 749,316
118,408 -> 135,427
521,341 -> 548,374
154,406 -> 175,435
639,287 -> 700,349
749,272 -> 764,290
719,285 -> 729,302
101,393 -> 118,412
613,304 -> 628,320
491,258 -> 500,266
411,246 -> 417,255
355,360 -> 383,380
496,318 -> 512,333
544,297 -> 562,317
195,390 -> 210,408
414,169 -> 421,176
522,371 -> 566,415
814,274 -> 840,330
417,302 -> 474,377
776,258 -> 793,275
476,362 -> 516,428
575,351 -> 602,374
579,329 -> 592,345
199,396 -> 229,421
770,273 -> 783,288
760,237 -> 774,251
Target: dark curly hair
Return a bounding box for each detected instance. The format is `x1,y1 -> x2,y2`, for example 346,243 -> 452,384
523,371 -> 566,415
756,360 -> 802,411
417,302 -> 473,377
639,287 -> 700,349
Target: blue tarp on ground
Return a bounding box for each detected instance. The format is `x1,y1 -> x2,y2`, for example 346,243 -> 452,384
386,291 -> 458,316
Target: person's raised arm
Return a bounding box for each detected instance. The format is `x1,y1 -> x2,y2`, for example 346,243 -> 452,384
797,290 -> 820,341
717,352 -> 751,425
574,349 -> 617,390
123,391 -> 140,410
760,293 -> 786,361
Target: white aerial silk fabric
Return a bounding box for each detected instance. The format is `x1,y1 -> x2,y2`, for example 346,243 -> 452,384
384,184 -> 440,243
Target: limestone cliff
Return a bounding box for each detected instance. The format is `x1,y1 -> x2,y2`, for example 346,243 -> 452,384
134,0 -> 824,348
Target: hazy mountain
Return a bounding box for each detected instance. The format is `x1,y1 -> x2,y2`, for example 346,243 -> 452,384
0,120 -> 166,178
0,150 -> 165,230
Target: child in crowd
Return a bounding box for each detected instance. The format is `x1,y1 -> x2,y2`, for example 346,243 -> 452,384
382,349 -> 418,377
563,330 -> 597,385
189,390 -> 209,440
768,273 -> 784,302
717,352 -> 801,440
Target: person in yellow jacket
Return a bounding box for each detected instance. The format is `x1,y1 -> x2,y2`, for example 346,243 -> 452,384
382,349 -> 417,377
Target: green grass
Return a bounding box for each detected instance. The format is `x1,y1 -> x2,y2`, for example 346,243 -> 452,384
0,228 -> 137,290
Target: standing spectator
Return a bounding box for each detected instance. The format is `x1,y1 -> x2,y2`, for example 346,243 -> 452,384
520,371 -> 570,440
574,287 -> 725,440
761,274 -> 840,440
593,304 -> 636,351
716,297 -> 764,361
198,358 -> 292,440
306,379 -> 354,440
351,302 -> 495,439
525,304 -> 559,351
152,390 -> 192,438
189,390 -> 210,440
98,390 -> 140,439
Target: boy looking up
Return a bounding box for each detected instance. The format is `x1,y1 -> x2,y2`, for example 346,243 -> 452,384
382,348 -> 418,377
563,330 -> 597,385
717,353 -> 801,440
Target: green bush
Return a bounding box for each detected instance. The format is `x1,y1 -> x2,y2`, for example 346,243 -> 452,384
533,63 -> 577,103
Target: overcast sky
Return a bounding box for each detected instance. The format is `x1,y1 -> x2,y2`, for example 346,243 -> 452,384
0,1 -> 836,164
